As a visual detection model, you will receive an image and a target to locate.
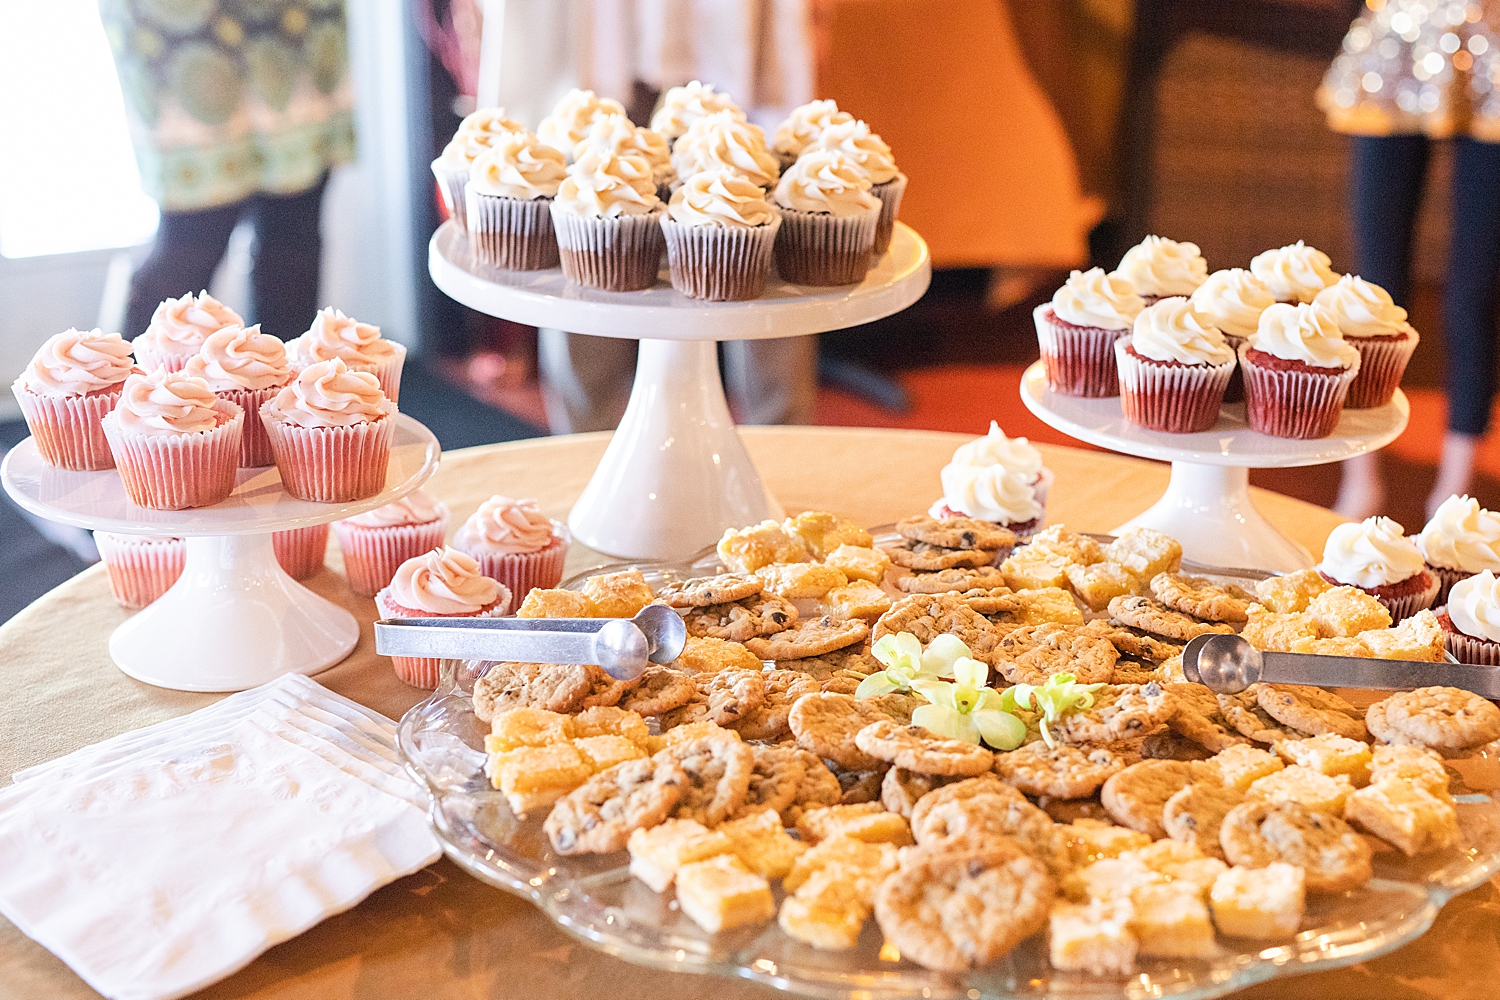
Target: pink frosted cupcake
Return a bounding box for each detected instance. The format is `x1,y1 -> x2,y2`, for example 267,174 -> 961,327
1034,267 -> 1144,397
452,495 -> 569,598
12,328 -> 138,470
273,524 -> 329,580
93,532 -> 184,610
375,546 -> 511,687
132,292 -> 242,373
1189,268 -> 1274,403
1416,494 -> 1500,606
929,421 -> 1051,542
1438,570 -> 1500,666
1115,297 -> 1236,433
1240,302 -> 1360,439
102,369 -> 244,510
182,324 -> 292,467
1319,516 -> 1439,622
1111,235 -> 1208,305
807,119 -> 904,256
287,308 -> 406,404
333,490 -> 451,596
1312,274 -> 1419,409
260,359 -> 396,503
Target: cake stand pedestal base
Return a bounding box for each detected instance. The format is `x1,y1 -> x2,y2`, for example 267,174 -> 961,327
109,533 -> 359,692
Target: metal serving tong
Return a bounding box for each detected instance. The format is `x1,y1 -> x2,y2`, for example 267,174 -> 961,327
372,604 -> 687,681
1183,633 -> 1500,698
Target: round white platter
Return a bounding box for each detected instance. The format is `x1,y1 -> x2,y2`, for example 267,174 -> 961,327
1019,360 -> 1410,571
1,414 -> 441,692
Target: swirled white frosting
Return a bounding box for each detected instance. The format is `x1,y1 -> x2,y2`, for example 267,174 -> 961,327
1312,274 -> 1417,339
1130,297 -> 1234,366
1113,236 -> 1207,298
1249,302 -> 1360,370
1417,494 -> 1500,572
1050,267 -> 1143,331
948,421 -> 1044,477
456,107 -> 525,140
1190,268 -> 1274,340
553,149 -> 662,217
667,170 -> 777,227
468,131 -> 568,199
771,148 -> 879,216
808,119 -> 897,184
670,111 -> 780,188
1447,570 -> 1500,642
573,113 -> 674,186
773,100 -> 853,158
939,463 -> 1040,524
1249,241 -> 1338,303
650,81 -> 744,142
1321,516 -> 1425,588
536,89 -> 626,157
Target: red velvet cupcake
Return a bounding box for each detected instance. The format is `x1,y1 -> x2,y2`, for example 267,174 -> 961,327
12,328 -> 139,471
1240,302 -> 1360,439
1319,516 -> 1440,622
1034,267 -> 1143,397
1114,297 -> 1236,434
1111,235 -> 1208,305
375,546 -> 512,688
1313,274 -> 1418,409
1416,494 -> 1500,607
1248,241 -> 1338,306
928,421 -> 1052,542
1438,570 -> 1500,665
1190,268 -> 1274,404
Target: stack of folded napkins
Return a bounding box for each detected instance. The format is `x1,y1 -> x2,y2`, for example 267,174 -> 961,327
0,674 -> 441,1000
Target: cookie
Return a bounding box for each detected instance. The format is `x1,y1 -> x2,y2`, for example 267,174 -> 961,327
872,594 -> 1003,663
994,742 -> 1124,799
787,692 -> 895,771
1053,683 -> 1176,745
896,566 -> 1009,594
888,540 -> 1000,571
909,779 -> 1055,859
683,593 -> 798,641
784,749 -> 844,822
657,696 -> 710,731
1110,661 -> 1161,686
1366,686 -> 1500,756
698,667 -> 766,726
735,743 -> 807,819
1219,800 -> 1374,893
1150,573 -> 1255,624
1165,700 -> 1247,753
1100,759 -> 1201,838
1107,595 -> 1235,641
906,775 -> 1012,839
473,661 -> 596,721
1256,684 -> 1368,742
838,769 -> 888,805
854,720 -> 996,776
1142,729 -> 1218,761
960,588 -> 1025,616
862,692 -> 920,725
726,668 -> 819,741
618,666 -> 698,717
880,767 -> 954,817
1162,782 -> 1244,859
544,756 -> 687,854
659,735 -> 755,827
578,665 -> 639,709
1218,688 -> 1298,744
657,573 -> 764,608
1081,620 -> 1184,663
896,514 -> 1017,552
992,623 -> 1119,685
744,615 -> 869,660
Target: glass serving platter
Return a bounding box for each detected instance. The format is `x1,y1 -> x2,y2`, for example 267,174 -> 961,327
397,533 -> 1500,1000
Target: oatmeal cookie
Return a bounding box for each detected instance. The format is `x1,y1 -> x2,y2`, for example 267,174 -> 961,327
618,666 -> 697,717
682,593 -> 797,641
657,573 -> 763,608
907,775 -> 1013,840
1107,595 -> 1235,641
881,767 -> 956,817
544,756 -> 687,854
897,514 -> 1017,552
1217,688 -> 1299,744
888,539 -> 1001,571
1165,699 -> 1247,753
1219,800 -> 1374,893
578,665 -> 638,709
697,667 -> 766,726
1142,729 -> 1218,761
896,566 -> 1009,594
659,735 -> 755,827
1366,686 -> 1500,756
1256,684 -> 1368,742
992,623 -> 1119,686
1100,759 -> 1202,838
1162,782 -> 1245,859
788,692 -> 895,771
854,721 -> 996,776
784,749 -> 844,822
873,594 -> 1003,662
744,615 -> 868,660
726,669 -> 820,741
1111,661 -> 1161,686
657,696 -> 709,730
1150,573 -> 1256,624
673,635 -> 764,675
1081,620 -> 1183,663
1053,683 -> 1176,745
994,742 -> 1124,798
580,569 -> 656,618
735,743 -> 807,818
960,588 -> 1025,616
474,661 -> 595,721
910,785 -> 1059,866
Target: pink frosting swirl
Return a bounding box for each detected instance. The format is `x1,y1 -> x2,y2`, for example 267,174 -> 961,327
343,490 -> 449,528
293,308 -> 400,366
17,328 -> 136,396
454,495 -> 557,554
182,324 -> 290,391
140,292 -> 243,351
264,358 -> 392,428
387,546 -> 504,615
111,369 -> 225,435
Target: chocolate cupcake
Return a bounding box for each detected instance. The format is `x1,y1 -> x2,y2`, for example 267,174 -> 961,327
550,149 -> 666,291
573,112 -> 675,198
661,170 -> 780,301
1112,235 -> 1208,305
1033,267 -> 1144,397
1438,569 -> 1500,665
770,148 -> 881,286
465,131 -> 567,270
432,107 -> 526,231
1416,494 -> 1500,606
809,119 -> 904,255
1240,302 -> 1360,439
1319,516 -> 1439,622
536,88 -> 626,161
1189,268 -> 1274,403
772,99 -> 853,171
1313,274 -> 1419,409
670,110 -> 781,191
1249,240 -> 1338,305
1115,297 -> 1236,434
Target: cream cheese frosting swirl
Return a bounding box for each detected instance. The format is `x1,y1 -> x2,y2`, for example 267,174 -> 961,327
468,131 -> 568,199
1113,236 -> 1207,297
17,328 -> 136,396
344,490 -> 449,528
456,106 -> 524,140
141,292 -> 242,352
939,463 -> 1041,524
1249,241 -> 1338,303
650,81 -> 744,142
387,546 -> 504,615
948,421 -> 1044,477
111,369 -> 224,436
295,308 -> 399,365
1249,302 -> 1360,370
668,170 -> 777,227
773,100 -> 854,158
1189,268 -> 1274,340
454,495 -> 558,554
182,325 -> 290,391
265,359 -> 392,428
1321,516 -> 1425,588
439,132 -> 494,168
1050,267 -> 1144,331
772,149 -> 878,216
1312,274 -> 1417,339
808,119 -> 897,184
1446,570 -> 1500,642
670,111 -> 780,188
1417,494 -> 1500,572
554,149 -> 662,217
573,113 -> 673,186
536,88 -> 626,157
1130,297 -> 1234,366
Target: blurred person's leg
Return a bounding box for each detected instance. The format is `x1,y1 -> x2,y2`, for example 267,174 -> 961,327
537,329 -> 637,433
723,336 -> 818,425
1336,134 -> 1430,520
123,202 -> 244,338
246,173 -> 330,341
1430,135 -> 1500,516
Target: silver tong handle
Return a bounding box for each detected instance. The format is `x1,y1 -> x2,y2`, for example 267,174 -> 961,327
1183,633 -> 1500,698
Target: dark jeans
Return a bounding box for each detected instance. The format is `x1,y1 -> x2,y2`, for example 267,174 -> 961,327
1350,135 -> 1500,435
124,173 -> 329,343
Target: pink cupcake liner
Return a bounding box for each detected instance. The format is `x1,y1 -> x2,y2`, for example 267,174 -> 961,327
1221,333 -> 1247,403
374,588 -> 509,688
214,383 -> 286,467
131,342 -> 197,374
1033,303 -> 1129,398
273,523 -> 329,580
102,401 -> 244,510
772,204 -> 879,286
871,173 -> 908,256
1115,339 -> 1235,434
1439,614 -> 1500,666
551,206 -> 667,291
12,383 -> 123,471
1429,564 -> 1473,609
432,158 -> 471,231
661,215 -> 781,301
455,531 -> 570,602
1239,342 -> 1360,440
333,515 -> 450,596
93,532 -> 185,610
1344,333 -> 1418,409
262,406 -> 395,503
465,190 -> 560,270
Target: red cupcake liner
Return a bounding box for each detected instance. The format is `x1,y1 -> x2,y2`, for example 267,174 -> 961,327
455,531 -> 570,602
551,206 -> 667,291
1438,611 -> 1500,666
103,401 -> 244,510
374,588 -> 509,688
1115,339 -> 1234,434
1033,303 -> 1129,398
214,383 -> 285,467
13,383 -> 122,471
333,515 -> 450,596
772,204 -> 879,286
1239,342 -> 1359,440
273,523 -> 329,580
871,173 -> 908,256
1344,333 -> 1418,409
432,158 -> 470,231
262,406 -> 395,503
661,214 -> 781,301
93,532 -> 185,610
465,190 -> 560,270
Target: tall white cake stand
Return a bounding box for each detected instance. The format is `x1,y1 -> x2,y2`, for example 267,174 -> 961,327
1,414 -> 441,692
1019,361 -> 1409,571
429,220 -> 932,561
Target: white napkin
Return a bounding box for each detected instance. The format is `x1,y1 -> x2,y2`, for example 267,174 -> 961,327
0,677 -> 442,1000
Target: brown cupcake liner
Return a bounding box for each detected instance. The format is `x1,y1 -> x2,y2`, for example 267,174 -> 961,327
550,206 -> 666,291
455,531 -> 570,601
1439,616 -> 1500,666
333,516 -> 450,597
1429,564 -> 1475,609
871,173 -> 907,256
272,523 -> 329,581
103,401 -> 244,510
375,588 -> 508,688
1221,333 -> 1247,403
1344,333 -> 1418,409
1115,339 -> 1235,433
93,532 -> 185,610
261,405 -> 395,503
432,158 -> 470,231
214,383 -> 286,467
1032,303 -> 1129,398
13,383 -> 122,471
1239,342 -> 1359,440
465,191 -> 560,270
773,204 -> 879,286
661,214 -> 781,301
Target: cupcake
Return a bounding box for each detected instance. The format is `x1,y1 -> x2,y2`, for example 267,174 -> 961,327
772,99 -> 854,170
809,119 -> 905,255
101,369 -> 244,510
550,149 -> 666,291
93,532 -> 184,610
131,292 -> 242,373
574,112 -> 675,199
273,524 -> 329,581
181,324 -> 291,467
770,148 -> 881,286
1033,267 -> 1144,397
375,546 -> 511,688
1112,235 -> 1208,304
260,359 -> 396,503
333,489 -> 451,596
1189,268 -> 1274,403
649,81 -> 744,148
661,170 -> 781,301
928,421 -> 1052,540
1312,274 -> 1419,409
465,131 -> 568,270
669,110 -> 781,190
12,328 -> 138,470
431,106 -> 526,230
1416,494 -> 1500,606
287,307 -> 406,403
536,88 -> 627,160
1115,297 -> 1236,433
1240,302 -> 1360,439
1249,241 -> 1338,304
1438,570 -> 1500,665
452,494 -> 570,598
1319,516 -> 1439,622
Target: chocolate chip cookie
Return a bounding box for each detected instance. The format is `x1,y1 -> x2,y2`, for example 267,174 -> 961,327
1256,684 -> 1368,742
1162,781 -> 1245,859
656,573 -> 764,608
872,594 -> 1003,663
896,514 -> 1018,552
1107,595 -> 1236,641
896,566 -> 1009,594
1100,759 -> 1202,838
744,615 -> 868,660
994,742 -> 1124,798
1150,572 -> 1256,624
659,735 -> 755,827
544,756 -> 687,854
473,661 -> 596,721
1366,686 -> 1500,756
682,593 -> 797,641
888,540 -> 1000,572
992,623 -> 1119,685
1220,799 -> 1374,893
854,721 -> 996,776
787,692 -> 895,771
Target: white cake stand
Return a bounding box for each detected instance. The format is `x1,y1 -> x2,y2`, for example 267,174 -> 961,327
429,220 -> 932,560
1019,361 -> 1409,571
1,415 -> 441,692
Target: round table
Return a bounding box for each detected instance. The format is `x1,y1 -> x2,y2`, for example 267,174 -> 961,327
0,428 -> 1492,1000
